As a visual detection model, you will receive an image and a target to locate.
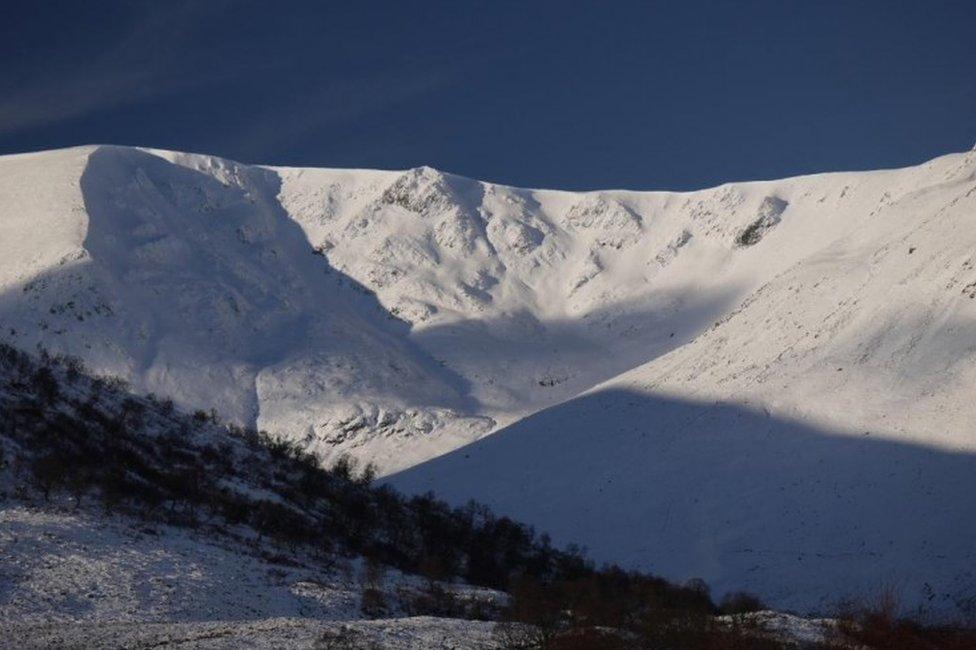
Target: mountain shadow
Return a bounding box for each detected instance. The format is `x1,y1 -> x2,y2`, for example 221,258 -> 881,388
408,284 -> 744,418
0,146 -> 475,427
387,388 -> 976,619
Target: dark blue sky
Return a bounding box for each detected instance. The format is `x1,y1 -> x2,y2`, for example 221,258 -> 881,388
2,1 -> 973,190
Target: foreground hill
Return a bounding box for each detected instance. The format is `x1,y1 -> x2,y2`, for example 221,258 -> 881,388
3,345 -> 846,648
2,143 -> 976,614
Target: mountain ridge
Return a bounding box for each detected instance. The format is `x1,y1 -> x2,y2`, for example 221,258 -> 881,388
3,143 -> 976,613
3,143 -> 975,463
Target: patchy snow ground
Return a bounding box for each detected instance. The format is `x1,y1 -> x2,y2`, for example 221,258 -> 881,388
0,506 -> 356,623
2,144 -> 976,615
0,503 -> 832,649
0,504 -> 502,649
0,617 -> 501,650
0,616 -> 500,650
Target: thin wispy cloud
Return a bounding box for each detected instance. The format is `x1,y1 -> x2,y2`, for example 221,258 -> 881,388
233,69 -> 452,162
0,2 -> 240,135
1,2 -> 971,187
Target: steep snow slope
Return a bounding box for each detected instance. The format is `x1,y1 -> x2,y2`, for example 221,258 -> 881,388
0,144 -> 798,470
0,146 -> 493,472
391,147 -> 976,614
3,143 -> 976,613
263,145 -> 976,456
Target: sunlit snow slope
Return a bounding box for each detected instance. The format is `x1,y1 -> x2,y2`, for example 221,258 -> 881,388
2,144 -> 976,613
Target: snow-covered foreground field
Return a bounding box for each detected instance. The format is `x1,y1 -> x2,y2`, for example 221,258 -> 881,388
0,506 -> 358,623
0,504 -> 829,649
2,143 -> 976,615
1,617 -> 498,650
0,505 -> 500,649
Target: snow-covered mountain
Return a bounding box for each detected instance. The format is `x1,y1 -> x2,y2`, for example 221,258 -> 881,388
2,143 -> 976,614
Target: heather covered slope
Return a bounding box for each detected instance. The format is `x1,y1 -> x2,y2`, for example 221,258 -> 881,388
2,346 -> 827,649
0,344 -> 509,649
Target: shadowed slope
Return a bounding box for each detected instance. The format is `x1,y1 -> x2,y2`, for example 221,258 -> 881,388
0,146 -> 491,472
388,388 -> 976,617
